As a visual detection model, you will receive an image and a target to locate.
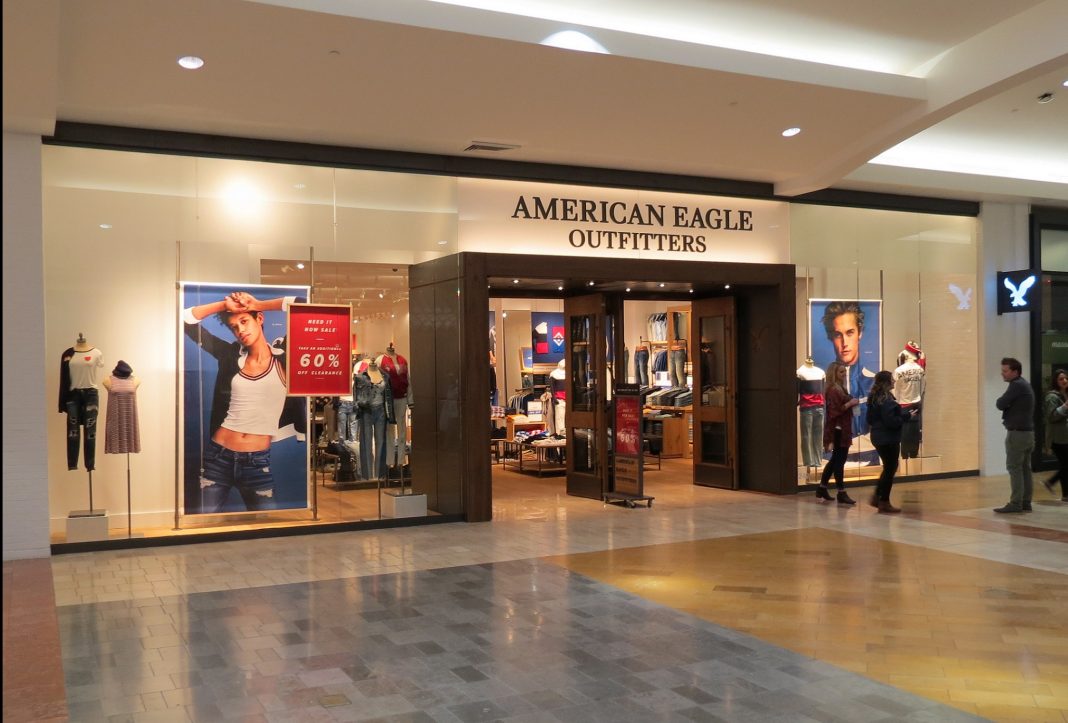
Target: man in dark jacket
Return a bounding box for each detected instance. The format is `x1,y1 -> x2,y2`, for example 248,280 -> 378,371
994,357 -> 1035,513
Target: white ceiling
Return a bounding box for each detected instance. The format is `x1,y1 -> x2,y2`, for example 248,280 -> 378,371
4,0 -> 1068,204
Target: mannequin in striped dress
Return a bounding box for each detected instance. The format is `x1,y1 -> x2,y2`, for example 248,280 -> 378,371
103,360 -> 141,455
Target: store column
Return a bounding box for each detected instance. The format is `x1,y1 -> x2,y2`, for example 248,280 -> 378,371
978,201 -> 1032,476
3,132 -> 50,560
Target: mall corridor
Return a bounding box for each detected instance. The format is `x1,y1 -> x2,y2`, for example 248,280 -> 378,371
5,473 -> 1068,723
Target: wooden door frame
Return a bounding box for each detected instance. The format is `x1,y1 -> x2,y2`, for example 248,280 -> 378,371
409,252 -> 796,523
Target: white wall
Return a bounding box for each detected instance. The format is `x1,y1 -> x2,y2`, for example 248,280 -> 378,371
3,132 -> 50,559
977,202 -> 1032,476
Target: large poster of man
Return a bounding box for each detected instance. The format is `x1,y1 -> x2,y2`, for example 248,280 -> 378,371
809,299 -> 882,442
180,282 -> 310,514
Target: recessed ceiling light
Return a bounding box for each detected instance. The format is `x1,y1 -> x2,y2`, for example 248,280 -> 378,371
296,262 -> 305,270
724,284 -> 731,289
98,223 -> 112,229
502,312 -> 508,318
540,30 -> 609,54
557,286 -> 564,291
1063,79 -> 1068,87
513,279 -> 520,284
782,127 -> 802,137
588,281 -> 595,286
353,319 -> 359,325
378,292 -> 384,299
625,287 -> 631,293
1037,92 -> 1054,104
688,289 -> 694,293
437,240 -> 447,245
658,283 -> 666,288
391,314 -> 395,318
177,55 -> 204,70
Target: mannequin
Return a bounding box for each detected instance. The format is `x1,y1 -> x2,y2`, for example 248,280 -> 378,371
376,342 -> 412,475
893,343 -> 927,459
335,356 -> 357,443
797,356 -> 826,469
355,356 -> 394,480
549,359 -> 567,432
103,360 -> 142,454
59,333 -> 105,471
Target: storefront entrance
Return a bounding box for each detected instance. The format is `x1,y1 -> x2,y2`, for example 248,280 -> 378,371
408,252 -> 797,523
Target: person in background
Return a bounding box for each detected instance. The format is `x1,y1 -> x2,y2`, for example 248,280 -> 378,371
1041,368 -> 1068,502
866,370 -> 916,513
993,357 -> 1035,514
816,361 -> 858,506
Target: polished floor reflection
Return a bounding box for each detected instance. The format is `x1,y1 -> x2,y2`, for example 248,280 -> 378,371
7,470 -> 1068,721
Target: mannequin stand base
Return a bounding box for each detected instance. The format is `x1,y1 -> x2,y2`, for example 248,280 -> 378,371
67,510 -> 108,543
381,489 -> 426,518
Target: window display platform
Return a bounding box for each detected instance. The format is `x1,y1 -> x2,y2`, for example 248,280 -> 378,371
797,454 -> 944,484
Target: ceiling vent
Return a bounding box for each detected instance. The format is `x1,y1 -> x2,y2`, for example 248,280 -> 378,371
464,141 -> 521,153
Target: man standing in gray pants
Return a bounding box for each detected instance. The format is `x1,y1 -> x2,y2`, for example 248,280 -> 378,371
994,357 -> 1035,513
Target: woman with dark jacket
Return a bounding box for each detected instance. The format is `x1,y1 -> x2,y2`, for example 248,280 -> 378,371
866,370 -> 916,513
817,361 -> 858,505
1042,369 -> 1068,501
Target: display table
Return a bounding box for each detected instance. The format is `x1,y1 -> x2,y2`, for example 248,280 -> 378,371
501,439 -> 566,476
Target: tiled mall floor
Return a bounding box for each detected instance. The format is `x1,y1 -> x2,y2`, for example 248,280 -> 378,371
7,470 -> 1068,722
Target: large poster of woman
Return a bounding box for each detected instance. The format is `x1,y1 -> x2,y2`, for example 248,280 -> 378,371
180,282 -> 310,514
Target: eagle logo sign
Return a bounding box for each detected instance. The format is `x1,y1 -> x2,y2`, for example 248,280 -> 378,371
1003,275 -> 1036,307
948,284 -> 972,310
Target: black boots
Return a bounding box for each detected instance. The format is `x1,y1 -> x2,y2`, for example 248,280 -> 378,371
815,486 -> 833,501
836,491 -> 856,506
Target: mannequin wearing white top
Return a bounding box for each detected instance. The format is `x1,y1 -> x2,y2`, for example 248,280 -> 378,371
549,359 -> 567,432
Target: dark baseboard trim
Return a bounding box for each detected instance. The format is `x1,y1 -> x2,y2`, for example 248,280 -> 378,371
51,513 -> 464,555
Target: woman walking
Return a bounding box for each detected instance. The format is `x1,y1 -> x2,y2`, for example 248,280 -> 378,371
817,361 -> 858,505
866,370 -> 916,513
1042,369 -> 1068,501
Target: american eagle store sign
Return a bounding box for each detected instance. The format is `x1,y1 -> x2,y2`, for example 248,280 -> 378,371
457,178 -> 790,264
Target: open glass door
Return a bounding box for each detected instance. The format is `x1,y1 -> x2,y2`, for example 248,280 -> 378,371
691,297 -> 738,488
564,293 -> 609,499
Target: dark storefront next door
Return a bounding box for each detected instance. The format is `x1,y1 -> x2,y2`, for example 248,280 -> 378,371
691,297 -> 738,489
564,293 -> 611,500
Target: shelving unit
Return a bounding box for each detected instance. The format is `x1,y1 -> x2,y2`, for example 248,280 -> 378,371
644,405 -> 693,458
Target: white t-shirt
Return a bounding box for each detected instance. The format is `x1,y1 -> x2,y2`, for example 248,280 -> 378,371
69,348 -> 104,389
221,358 -> 288,436
893,360 -> 926,404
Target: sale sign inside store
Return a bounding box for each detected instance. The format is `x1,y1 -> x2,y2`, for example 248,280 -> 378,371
286,303 -> 352,396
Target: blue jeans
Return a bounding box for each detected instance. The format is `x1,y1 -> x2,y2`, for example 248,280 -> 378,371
1004,430 -> 1034,508
799,406 -> 824,467
634,348 -> 649,386
199,439 -> 274,512
670,348 -> 687,387
336,401 -> 357,442
65,387 -> 99,471
359,404 -> 388,479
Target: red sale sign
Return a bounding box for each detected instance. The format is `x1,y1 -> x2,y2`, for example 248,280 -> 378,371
286,303 -> 352,396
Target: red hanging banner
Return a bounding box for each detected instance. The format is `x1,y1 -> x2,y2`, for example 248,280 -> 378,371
287,303 -> 352,396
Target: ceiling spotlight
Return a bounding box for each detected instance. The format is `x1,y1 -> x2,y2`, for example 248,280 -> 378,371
688,289 -> 694,294
1063,79 -> 1068,87
557,286 -> 564,291
782,127 -> 802,137
625,287 -> 631,293
658,283 -> 666,288
378,292 -> 384,299
588,281 -> 595,286
98,223 -> 112,229
502,312 -> 508,318
177,55 -> 204,70
1037,92 -> 1054,104
513,279 -> 520,284
296,262 -> 305,270
352,319 -> 358,325
391,314 -> 395,318
724,284 -> 731,289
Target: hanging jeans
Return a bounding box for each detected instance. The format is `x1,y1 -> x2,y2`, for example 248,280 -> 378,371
65,387 -> 99,471
359,404 -> 388,480
634,348 -> 649,386
199,439 -> 274,512
799,406 -> 825,467
670,348 -> 687,387
336,401 -> 357,442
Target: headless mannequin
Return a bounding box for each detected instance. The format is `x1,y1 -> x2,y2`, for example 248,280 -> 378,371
74,333 -> 92,353
797,356 -> 826,469
376,343 -> 411,473
103,376 -> 141,391
549,360 -> 567,432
